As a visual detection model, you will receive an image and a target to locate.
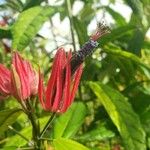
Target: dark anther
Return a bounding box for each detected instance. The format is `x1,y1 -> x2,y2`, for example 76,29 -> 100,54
70,21 -> 110,75
70,40 -> 99,74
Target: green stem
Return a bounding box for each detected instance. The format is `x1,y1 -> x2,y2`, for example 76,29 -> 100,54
40,113 -> 56,138
66,0 -> 76,51
26,100 -> 40,149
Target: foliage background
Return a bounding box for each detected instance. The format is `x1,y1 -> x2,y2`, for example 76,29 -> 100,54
0,0 -> 150,150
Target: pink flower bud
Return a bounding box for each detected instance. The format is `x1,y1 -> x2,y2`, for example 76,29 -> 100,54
11,52 -> 38,101
0,64 -> 11,99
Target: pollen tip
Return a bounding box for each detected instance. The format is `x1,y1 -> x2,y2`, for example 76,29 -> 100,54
90,21 -> 111,41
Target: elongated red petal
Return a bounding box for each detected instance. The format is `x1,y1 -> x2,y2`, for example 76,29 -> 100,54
60,51 -> 72,112
11,52 -> 38,101
27,63 -> 38,95
0,64 -> 11,95
38,70 -> 46,109
12,52 -> 30,100
51,49 -> 67,112
70,64 -> 83,103
51,61 -> 63,111
45,48 -> 65,109
11,64 -> 22,100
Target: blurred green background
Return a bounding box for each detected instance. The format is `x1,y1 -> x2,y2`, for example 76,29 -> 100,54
0,0 -> 150,150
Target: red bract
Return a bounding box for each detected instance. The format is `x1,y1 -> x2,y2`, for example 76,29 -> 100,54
0,64 -> 11,100
11,52 -> 38,101
38,48 -> 83,113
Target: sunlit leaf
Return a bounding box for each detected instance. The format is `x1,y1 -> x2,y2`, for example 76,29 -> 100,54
0,108 -> 22,134
53,138 -> 89,150
53,102 -> 87,138
89,82 -> 146,150
12,6 -> 54,50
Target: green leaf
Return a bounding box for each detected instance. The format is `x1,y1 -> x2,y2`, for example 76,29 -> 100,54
99,25 -> 135,46
105,6 -> 126,26
0,27 -> 12,39
53,102 -> 87,138
76,125 -> 115,142
0,146 -> 18,150
124,0 -> 143,19
103,45 -> 150,71
89,82 -> 146,150
0,108 -> 22,134
79,4 -> 94,22
12,6 -> 54,50
73,17 -> 88,46
53,138 -> 89,150
5,116 -> 49,147
128,29 -> 145,55
23,0 -> 43,10
0,0 -> 24,12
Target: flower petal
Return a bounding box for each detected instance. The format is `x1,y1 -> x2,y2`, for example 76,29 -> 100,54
11,65 -> 22,100
27,62 -> 38,95
0,64 -> 11,95
60,51 -> 72,112
70,64 -> 83,104
38,70 -> 46,109
51,50 -> 65,112
45,48 -> 65,109
12,52 -> 31,100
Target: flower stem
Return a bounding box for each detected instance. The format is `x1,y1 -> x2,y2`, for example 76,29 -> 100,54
40,113 -> 56,138
26,100 -> 40,149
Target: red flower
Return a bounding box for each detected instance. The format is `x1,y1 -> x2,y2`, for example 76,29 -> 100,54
0,52 -> 38,102
38,48 -> 83,113
0,64 -> 11,100
11,52 -> 38,101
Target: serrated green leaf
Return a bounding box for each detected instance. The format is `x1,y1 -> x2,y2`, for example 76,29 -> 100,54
89,82 -> 146,150
99,25 -> 135,46
53,138 -> 89,150
12,6 -> 55,50
53,102 -> 87,138
0,108 -> 22,134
